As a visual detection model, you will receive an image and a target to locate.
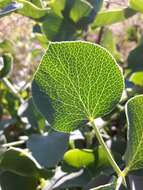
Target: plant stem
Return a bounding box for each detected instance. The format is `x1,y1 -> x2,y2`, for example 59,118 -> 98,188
90,119 -> 126,186
2,140 -> 26,148
2,78 -> 24,103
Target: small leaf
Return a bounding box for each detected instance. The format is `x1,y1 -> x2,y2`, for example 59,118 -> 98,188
0,2 -> 22,17
0,54 -> 13,79
64,149 -> 95,168
63,146 -> 112,170
101,28 -> 122,61
50,0 -> 66,17
27,132 -> 69,168
92,8 -> 136,28
129,72 -> 143,86
129,0 -> 143,13
0,172 -> 38,190
32,41 -> 124,132
0,147 -> 42,177
125,95 -> 143,173
70,0 -> 93,23
127,43 -> 143,72
15,0 -> 49,19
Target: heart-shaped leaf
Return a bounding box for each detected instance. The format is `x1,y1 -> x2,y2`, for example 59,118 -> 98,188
32,41 -> 124,132
125,95 -> 143,174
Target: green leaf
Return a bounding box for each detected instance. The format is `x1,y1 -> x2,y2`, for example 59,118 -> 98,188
63,146 -> 111,169
127,43 -> 143,72
0,0 -> 12,8
0,40 -> 14,54
27,132 -> 69,168
125,95 -> 143,173
42,11 -> 63,41
129,72 -> 143,86
0,54 -> 13,79
101,28 -> 122,61
0,172 -> 38,190
70,0 -> 93,23
64,149 -> 95,168
15,0 -> 49,19
129,0 -> 143,13
32,41 -> 124,132
0,147 -> 42,177
30,0 -> 43,8
92,8 -> 136,28
50,0 -> 66,17
18,98 -> 46,131
0,2 -> 22,17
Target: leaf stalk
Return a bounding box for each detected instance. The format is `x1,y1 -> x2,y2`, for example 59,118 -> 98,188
90,119 -> 126,187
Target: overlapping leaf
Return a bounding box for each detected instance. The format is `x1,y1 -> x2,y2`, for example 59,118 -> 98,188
125,95 -> 143,173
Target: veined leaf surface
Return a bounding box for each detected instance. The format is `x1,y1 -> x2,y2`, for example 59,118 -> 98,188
32,41 -> 124,132
125,95 -> 143,173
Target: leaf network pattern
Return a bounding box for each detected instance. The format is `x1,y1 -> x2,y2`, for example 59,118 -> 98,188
32,41 -> 124,132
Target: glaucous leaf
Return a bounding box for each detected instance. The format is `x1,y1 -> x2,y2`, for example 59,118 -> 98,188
127,43 -> 143,72
0,147 -> 42,177
32,41 -> 124,132
27,132 -> 69,168
125,95 -> 143,174
0,172 -> 38,190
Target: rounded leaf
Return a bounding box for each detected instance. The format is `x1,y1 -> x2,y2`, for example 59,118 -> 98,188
32,41 -> 124,132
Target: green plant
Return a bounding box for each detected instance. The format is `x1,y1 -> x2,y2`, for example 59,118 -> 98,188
1,0 -> 143,190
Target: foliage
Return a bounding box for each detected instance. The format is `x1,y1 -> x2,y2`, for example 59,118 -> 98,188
0,0 -> 143,190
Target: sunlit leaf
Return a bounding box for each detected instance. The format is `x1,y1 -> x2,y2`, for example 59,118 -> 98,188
32,41 -> 124,132
129,0 -> 143,13
70,0 -> 93,23
129,72 -> 143,86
